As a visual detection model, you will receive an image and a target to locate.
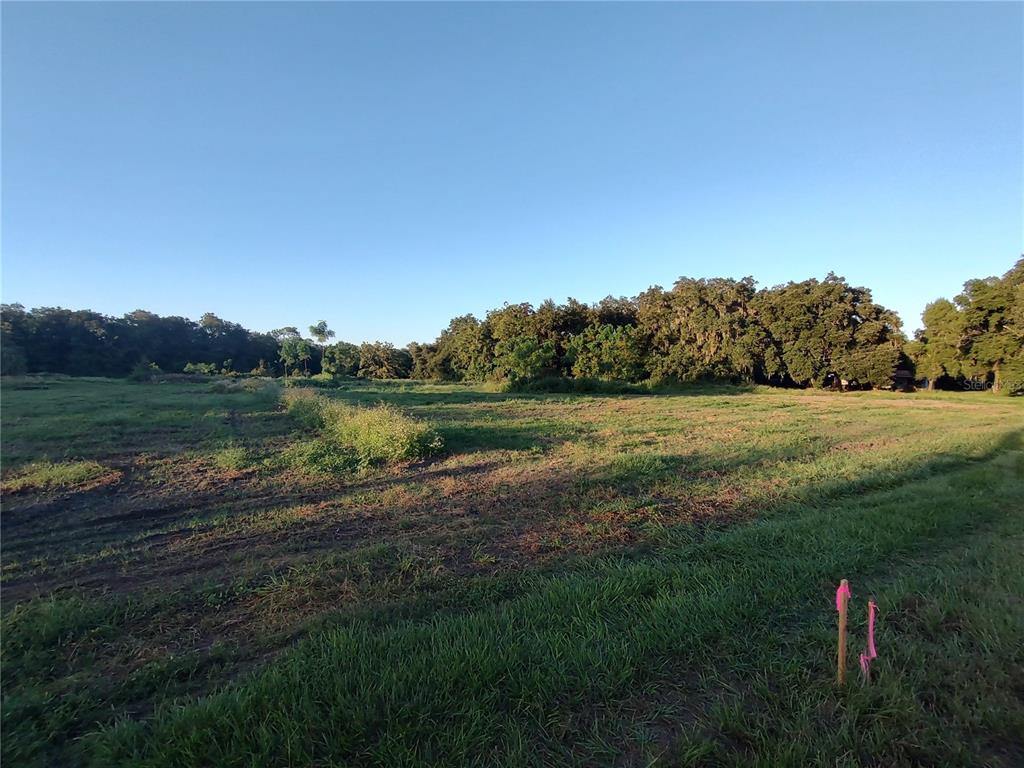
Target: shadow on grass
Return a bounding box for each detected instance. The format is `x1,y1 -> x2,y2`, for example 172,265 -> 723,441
71,429 -> 1022,768
315,380 -> 764,409
438,421 -> 589,453
2,420 -> 1021,766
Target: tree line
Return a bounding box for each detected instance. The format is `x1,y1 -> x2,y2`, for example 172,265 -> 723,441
910,258 -> 1023,393
2,258 -> 1021,392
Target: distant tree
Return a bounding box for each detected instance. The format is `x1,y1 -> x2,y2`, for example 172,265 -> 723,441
908,299 -> 964,389
567,324 -> 646,381
7,258 -> 1016,390
493,335 -> 556,383
956,262 -> 1023,393
271,327 -> 300,341
1,343 -> 28,376
247,332 -> 283,376
0,307 -> 302,379
532,298 -> 593,374
196,313 -> 258,373
533,298 -> 592,341
322,341 -> 360,376
432,315 -> 493,381
752,274 -> 903,388
407,342 -> 441,379
910,258 -> 1024,394
309,321 -> 336,345
485,303 -> 536,346
638,277 -> 759,383
279,336 -> 312,376
357,342 -> 412,379
200,313 -> 225,335
592,295 -> 639,327
1,304 -> 29,376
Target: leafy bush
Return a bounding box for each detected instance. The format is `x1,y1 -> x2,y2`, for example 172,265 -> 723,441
281,390 -> 443,471
183,362 -> 217,376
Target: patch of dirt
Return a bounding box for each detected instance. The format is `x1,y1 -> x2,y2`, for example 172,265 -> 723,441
0,442 -> 750,664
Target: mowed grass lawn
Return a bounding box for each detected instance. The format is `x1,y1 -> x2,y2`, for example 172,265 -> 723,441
1,376 -> 1022,767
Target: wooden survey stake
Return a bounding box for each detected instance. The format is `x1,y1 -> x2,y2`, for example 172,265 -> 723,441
836,579 -> 850,686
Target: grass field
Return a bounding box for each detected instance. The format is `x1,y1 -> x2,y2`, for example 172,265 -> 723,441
1,376 -> 1022,767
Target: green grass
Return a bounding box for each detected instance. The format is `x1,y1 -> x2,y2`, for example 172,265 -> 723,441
210,445 -> 253,472
0,376 -> 283,469
1,460 -> 110,493
87,438 -> 1024,767
1,377 -> 1022,766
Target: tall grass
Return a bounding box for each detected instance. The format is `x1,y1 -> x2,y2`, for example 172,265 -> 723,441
280,388 -> 328,430
281,389 -> 443,469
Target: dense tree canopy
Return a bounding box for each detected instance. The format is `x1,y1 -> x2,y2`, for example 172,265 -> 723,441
1,306 -> 280,377
321,342 -> 360,377
3,259 -> 1019,391
910,257 -> 1024,394
408,272 -> 909,389
357,342 -> 412,379
278,336 -> 313,376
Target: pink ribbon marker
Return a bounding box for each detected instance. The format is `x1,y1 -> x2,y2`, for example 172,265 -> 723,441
859,600 -> 878,678
835,581 -> 851,611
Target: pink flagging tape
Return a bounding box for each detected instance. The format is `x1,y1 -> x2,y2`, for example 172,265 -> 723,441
835,581 -> 851,611
859,600 -> 878,677
867,600 -> 877,658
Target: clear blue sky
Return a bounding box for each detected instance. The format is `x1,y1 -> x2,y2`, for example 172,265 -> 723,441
3,2 -> 1021,343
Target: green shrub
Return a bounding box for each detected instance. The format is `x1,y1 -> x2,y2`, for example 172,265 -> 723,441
281,390 -> 443,471
183,362 -> 217,376
324,402 -> 444,466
